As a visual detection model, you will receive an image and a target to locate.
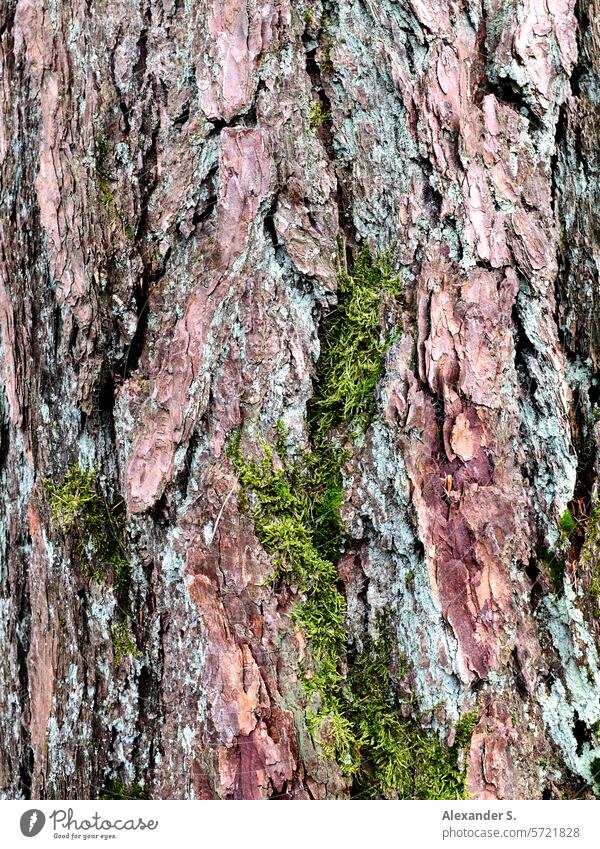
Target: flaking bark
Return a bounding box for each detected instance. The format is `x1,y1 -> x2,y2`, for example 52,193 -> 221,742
1,0 -> 600,800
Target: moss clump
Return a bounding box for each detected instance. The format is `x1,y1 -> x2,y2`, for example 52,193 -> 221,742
309,100 -> 329,128
536,545 -> 566,595
98,177 -> 116,211
559,509 -> 577,535
320,38 -> 334,72
100,779 -> 150,800
229,432 -> 475,797
590,756 -> 600,799
303,8 -> 314,27
112,618 -> 141,664
229,245 -> 474,797
44,464 -> 129,587
311,247 -> 402,437
229,428 -> 353,766
537,504 -> 584,595
95,136 -> 132,236
347,630 -> 476,799
581,500 -> 600,616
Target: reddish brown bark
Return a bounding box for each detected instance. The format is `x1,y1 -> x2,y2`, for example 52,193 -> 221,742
1,0 -> 600,800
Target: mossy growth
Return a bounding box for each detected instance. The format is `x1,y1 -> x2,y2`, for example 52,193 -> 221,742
100,779 -> 150,800
347,628 -> 477,799
536,545 -> 566,596
229,425 -> 352,764
536,504 -> 584,596
310,246 -> 402,438
229,244 -> 474,797
229,429 -> 476,798
303,8 -> 314,28
581,499 -> 600,617
590,757 -> 600,797
112,618 -> 141,665
98,177 -> 116,212
44,464 -> 129,588
320,38 -> 334,72
94,135 -> 132,237
559,509 -> 577,535
309,99 -> 329,129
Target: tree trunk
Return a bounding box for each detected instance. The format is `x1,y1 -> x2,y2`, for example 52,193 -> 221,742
1,0 -> 600,801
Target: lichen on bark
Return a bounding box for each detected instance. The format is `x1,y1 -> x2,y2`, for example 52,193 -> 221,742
2,0 -> 600,801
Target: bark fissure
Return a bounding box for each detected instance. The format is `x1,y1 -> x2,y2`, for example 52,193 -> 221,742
2,0 -> 600,801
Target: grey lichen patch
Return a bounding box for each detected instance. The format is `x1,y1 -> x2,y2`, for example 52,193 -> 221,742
514,291 -> 577,547
538,584 -> 600,787
46,662 -> 86,790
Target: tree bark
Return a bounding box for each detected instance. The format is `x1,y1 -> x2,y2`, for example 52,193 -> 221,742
1,0 -> 600,800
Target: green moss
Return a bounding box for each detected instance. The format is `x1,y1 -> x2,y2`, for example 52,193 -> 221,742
100,779 -> 150,800
321,38 -> 334,72
303,8 -> 314,27
591,758 -> 600,796
347,630 -> 476,799
581,500 -> 600,616
310,246 -> 402,437
112,618 -> 141,664
44,464 -> 129,588
229,245 -> 473,797
229,431 -> 351,764
95,136 -> 132,236
98,177 -> 116,211
559,509 -> 577,535
536,546 -> 566,595
309,100 -> 329,128
229,433 -> 475,797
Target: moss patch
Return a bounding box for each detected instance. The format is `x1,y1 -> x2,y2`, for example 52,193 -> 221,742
559,509 -> 577,535
112,618 -> 141,665
45,464 -> 129,587
94,135 -> 133,238
230,248 -> 475,797
590,757 -> 600,796
100,779 -> 150,800
347,629 -> 477,799
46,465 -> 140,660
581,500 -> 600,616
98,177 -> 116,212
231,434 -> 476,797
310,246 -> 402,437
536,545 -> 566,595
309,100 -> 329,129
229,426 -> 354,765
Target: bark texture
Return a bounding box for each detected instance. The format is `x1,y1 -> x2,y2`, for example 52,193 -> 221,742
1,0 -> 600,800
